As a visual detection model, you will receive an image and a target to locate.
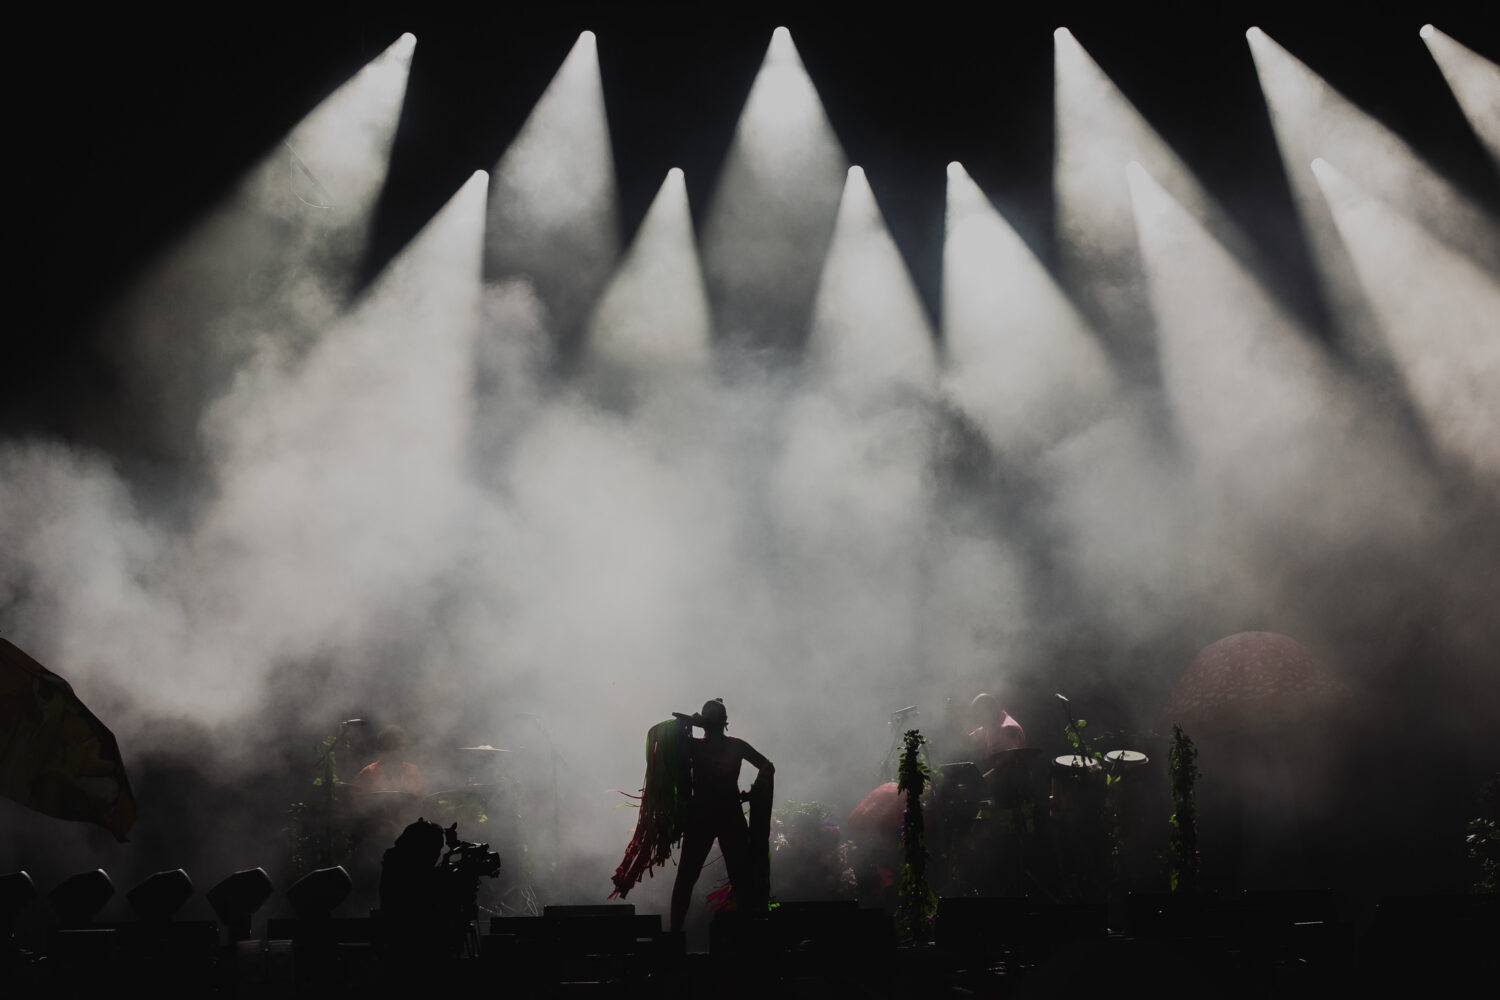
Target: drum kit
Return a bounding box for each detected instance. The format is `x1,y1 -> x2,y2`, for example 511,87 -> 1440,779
861,700 -> 1154,831
342,746 -> 514,822
422,745 -> 513,830
926,747 -> 1151,814
1050,747 -> 1150,793
853,702 -> 1154,898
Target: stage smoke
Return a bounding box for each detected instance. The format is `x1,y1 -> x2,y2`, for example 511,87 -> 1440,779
488,30 -> 621,349
1312,158 -> 1500,494
1248,27 -> 1500,282
699,25 -> 848,358
806,164 -> 936,395
98,32 -> 417,460
1053,25 -> 1255,383
942,161 -> 1115,460
1420,25 -> 1500,168
583,167 -> 713,401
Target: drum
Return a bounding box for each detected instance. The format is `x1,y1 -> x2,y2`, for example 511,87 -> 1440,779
983,748 -> 1050,809
936,761 -> 986,805
1103,750 -> 1150,775
932,762 -> 985,841
1050,754 -> 1104,818
349,788 -> 422,824
1051,754 -> 1102,773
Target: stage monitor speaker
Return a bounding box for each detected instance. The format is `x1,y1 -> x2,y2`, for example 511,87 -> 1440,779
208,867 -> 275,940
127,868 -> 194,922
0,870 -> 38,927
286,866 -> 352,919
48,869 -> 115,925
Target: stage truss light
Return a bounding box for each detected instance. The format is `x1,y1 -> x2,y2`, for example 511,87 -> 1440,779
1419,24 -> 1500,167
1248,27 -> 1499,281
699,25 -> 849,357
805,163 -> 935,397
1311,158 -> 1500,492
584,167 -> 714,389
943,161 -> 1114,459
488,30 -> 621,342
1053,24 -> 1255,380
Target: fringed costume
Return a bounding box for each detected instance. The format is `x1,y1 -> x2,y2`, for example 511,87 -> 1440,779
610,718 -> 692,898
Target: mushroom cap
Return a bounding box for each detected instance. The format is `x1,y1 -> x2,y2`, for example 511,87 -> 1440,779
1163,631 -> 1348,734
847,781 -> 905,837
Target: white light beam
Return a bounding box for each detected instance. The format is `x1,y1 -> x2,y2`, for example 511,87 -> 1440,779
805,165 -> 936,397
699,26 -> 849,359
1420,24 -> 1500,169
944,161 -> 1115,459
488,30 -> 620,343
583,167 -> 714,399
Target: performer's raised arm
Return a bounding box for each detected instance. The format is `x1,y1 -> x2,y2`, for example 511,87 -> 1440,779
735,737 -> 774,775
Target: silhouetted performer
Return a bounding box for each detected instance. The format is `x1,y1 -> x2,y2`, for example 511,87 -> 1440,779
670,698 -> 774,933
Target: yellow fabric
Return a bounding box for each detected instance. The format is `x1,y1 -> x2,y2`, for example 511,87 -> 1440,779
0,638 -> 137,840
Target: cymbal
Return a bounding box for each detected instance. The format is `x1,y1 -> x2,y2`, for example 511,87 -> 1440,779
1104,749 -> 1150,769
456,745 -> 511,753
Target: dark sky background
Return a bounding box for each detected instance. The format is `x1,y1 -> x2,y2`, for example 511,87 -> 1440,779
3,1 -> 1497,920
11,1 -> 1498,446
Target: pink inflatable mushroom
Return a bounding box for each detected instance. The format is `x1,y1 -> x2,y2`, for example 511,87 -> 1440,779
1163,631 -> 1349,735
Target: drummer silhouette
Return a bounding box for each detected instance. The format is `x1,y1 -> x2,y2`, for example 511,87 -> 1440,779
969,692 -> 1026,756
670,699 -> 774,934
354,725 -> 426,797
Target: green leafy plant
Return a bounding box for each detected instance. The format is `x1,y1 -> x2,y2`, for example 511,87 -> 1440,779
284,728 -> 356,877
1053,694 -> 1123,900
1167,724 -> 1200,893
1058,694 -> 1117,786
1466,774 -> 1500,894
896,730 -> 936,944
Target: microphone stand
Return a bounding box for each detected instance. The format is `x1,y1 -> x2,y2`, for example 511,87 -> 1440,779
527,715 -> 564,879
879,706 -> 920,783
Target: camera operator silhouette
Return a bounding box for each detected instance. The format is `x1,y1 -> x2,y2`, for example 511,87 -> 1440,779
379,817 -> 499,966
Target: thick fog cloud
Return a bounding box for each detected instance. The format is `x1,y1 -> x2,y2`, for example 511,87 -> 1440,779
3,26 -> 1498,912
